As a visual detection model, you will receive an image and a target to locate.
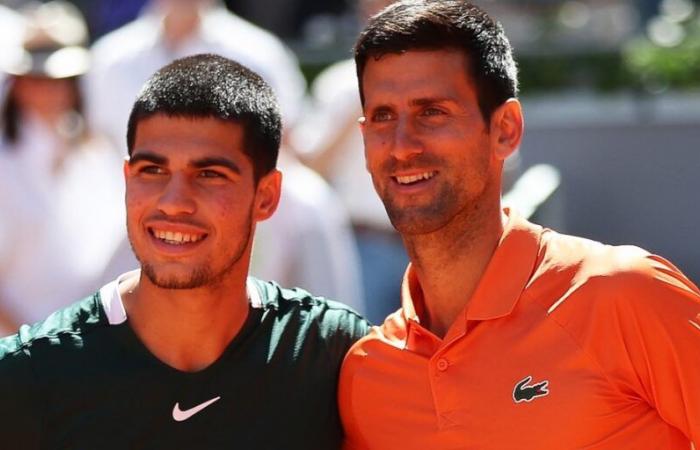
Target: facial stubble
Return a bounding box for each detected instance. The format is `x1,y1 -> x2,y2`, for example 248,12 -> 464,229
129,212 -> 254,290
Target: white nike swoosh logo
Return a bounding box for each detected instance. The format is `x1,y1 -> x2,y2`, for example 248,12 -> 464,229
172,396 -> 221,422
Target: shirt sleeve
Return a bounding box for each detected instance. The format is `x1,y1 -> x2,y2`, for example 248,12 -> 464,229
318,302 -> 371,363
0,337 -> 42,448
575,253 -> 700,444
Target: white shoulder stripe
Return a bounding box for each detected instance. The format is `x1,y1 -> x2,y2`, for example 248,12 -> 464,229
247,277 -> 263,309
99,270 -> 137,325
99,271 -> 263,326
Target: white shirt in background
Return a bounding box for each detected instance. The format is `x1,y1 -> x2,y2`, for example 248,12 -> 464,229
252,152 -> 365,312
0,119 -> 125,334
85,1 -> 307,149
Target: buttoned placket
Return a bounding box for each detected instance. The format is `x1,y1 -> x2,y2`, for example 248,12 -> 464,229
398,210 -> 543,432
406,315 -> 474,430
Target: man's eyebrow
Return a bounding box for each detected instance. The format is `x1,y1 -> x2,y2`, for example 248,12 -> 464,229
128,151 -> 167,166
410,97 -> 454,107
190,157 -> 242,175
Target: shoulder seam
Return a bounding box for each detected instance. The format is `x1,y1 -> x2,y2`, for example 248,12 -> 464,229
17,295 -> 105,346
523,290 -> 635,400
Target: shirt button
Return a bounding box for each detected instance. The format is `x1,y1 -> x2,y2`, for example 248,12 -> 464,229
436,358 -> 449,371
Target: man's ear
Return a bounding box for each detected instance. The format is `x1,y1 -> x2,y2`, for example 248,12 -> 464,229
253,169 -> 282,222
490,99 -> 523,161
123,156 -> 131,178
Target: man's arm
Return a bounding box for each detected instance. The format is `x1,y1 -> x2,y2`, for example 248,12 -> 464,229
628,255 -> 700,444
579,253 -> 700,444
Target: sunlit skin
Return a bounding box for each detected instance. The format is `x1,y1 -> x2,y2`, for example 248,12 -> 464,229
360,49 -> 523,337
122,115 -> 281,371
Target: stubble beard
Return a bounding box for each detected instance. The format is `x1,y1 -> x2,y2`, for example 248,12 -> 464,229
380,169 -> 494,243
383,181 -> 461,236
130,214 -> 254,290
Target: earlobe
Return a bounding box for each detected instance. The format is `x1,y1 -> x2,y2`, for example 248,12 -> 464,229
492,99 -> 523,160
254,169 -> 282,222
123,158 -> 130,178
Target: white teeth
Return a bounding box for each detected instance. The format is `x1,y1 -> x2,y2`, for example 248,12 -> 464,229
152,229 -> 204,245
395,172 -> 436,185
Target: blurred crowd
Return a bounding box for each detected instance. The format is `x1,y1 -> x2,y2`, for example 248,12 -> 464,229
0,0 -> 412,335
1,0 -> 576,335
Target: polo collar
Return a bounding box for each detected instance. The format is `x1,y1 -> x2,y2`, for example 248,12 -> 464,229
99,271 -> 266,325
401,209 -> 543,327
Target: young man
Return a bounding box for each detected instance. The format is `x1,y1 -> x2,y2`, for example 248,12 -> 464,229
339,1 -> 700,449
0,54 -> 369,449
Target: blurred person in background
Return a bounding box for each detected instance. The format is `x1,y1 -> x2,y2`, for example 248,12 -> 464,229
0,1 -> 124,335
86,0 -> 306,148
292,0 -> 404,324
87,0 -> 365,313
0,3 -> 25,101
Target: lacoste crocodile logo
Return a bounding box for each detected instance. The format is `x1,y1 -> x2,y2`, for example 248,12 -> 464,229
513,376 -> 549,403
172,396 -> 221,422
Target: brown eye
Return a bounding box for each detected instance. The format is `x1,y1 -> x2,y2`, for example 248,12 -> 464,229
198,169 -> 226,179
372,109 -> 395,122
140,165 -> 166,175
422,107 -> 445,116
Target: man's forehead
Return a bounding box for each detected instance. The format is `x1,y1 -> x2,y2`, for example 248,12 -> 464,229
361,50 -> 477,104
132,115 -> 247,160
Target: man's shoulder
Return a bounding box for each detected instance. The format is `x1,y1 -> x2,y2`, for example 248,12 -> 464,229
539,230 -> 664,287
250,278 -> 370,339
0,294 -> 105,361
536,229 -> 700,319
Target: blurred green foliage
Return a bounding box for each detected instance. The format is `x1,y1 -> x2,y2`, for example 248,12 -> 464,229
301,14 -> 700,95
624,21 -> 700,91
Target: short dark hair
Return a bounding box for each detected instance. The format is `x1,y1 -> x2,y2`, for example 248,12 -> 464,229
354,0 -> 518,120
126,54 -> 281,181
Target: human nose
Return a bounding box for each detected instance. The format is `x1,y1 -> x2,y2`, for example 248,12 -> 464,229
389,116 -> 423,161
157,174 -> 196,216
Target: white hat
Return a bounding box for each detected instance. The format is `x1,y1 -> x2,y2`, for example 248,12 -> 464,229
3,1 -> 90,79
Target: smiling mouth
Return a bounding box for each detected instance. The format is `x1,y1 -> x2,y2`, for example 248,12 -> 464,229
149,228 -> 207,245
393,171 -> 437,185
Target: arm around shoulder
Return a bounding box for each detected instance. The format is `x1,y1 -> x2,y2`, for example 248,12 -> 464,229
318,300 -> 371,361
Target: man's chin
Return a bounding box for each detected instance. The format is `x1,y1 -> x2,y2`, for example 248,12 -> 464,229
386,207 -> 450,236
141,264 -> 212,290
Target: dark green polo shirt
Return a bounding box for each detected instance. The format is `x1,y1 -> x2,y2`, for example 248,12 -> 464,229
0,278 -> 370,449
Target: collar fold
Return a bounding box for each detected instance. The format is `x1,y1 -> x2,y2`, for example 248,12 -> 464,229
400,210 -> 543,327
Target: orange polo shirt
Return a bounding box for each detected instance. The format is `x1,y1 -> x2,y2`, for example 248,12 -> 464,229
339,211 -> 700,449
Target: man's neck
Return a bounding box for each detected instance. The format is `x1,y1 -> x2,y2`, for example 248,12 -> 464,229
404,204 -> 505,338
121,273 -> 250,372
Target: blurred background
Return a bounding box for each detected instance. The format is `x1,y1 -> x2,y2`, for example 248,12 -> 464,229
0,0 -> 698,331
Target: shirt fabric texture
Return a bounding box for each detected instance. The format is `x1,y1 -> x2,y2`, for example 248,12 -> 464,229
0,275 -> 370,449
339,210 -> 700,449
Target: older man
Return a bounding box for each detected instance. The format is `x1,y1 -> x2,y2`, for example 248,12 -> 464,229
339,1 -> 700,448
